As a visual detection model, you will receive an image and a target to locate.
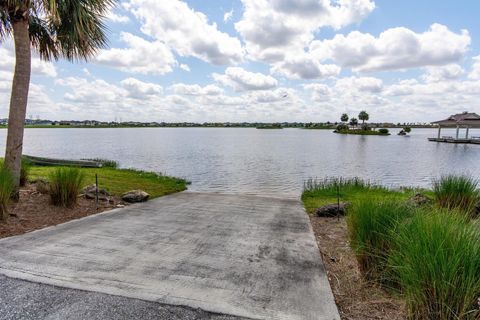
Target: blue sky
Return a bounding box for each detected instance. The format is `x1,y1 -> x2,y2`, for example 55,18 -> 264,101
1,0 -> 480,123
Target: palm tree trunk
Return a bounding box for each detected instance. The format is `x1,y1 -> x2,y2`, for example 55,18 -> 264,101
5,18 -> 31,196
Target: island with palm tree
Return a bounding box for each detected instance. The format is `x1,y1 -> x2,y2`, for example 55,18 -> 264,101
334,111 -> 390,135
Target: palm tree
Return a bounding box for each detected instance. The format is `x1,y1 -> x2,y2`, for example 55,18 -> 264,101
349,118 -> 358,128
358,111 -> 369,124
1,0 -> 113,194
340,113 -> 349,123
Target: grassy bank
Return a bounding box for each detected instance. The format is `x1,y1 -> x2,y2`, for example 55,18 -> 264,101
30,166 -> 187,198
303,176 -> 480,319
0,162 -> 187,238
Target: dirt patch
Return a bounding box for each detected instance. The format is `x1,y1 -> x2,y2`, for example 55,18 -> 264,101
309,216 -> 407,320
0,183 -> 128,239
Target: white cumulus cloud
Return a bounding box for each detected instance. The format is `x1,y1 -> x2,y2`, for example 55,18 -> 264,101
95,32 -> 176,75
271,55 -> 340,79
121,78 -> 163,98
468,55 -> 480,80
422,64 -> 465,83
170,84 -> 224,96
224,9 -> 233,22
235,0 -> 375,62
126,0 -> 244,65
213,67 -> 278,91
0,45 -> 57,77
179,64 -> 191,72
309,24 -> 470,72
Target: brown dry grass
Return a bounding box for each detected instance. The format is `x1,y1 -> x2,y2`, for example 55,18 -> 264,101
0,183 -> 127,239
310,215 -> 407,320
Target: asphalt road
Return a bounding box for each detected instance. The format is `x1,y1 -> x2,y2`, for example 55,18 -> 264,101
0,275 -> 243,320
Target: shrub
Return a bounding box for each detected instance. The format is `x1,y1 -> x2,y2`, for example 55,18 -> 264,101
403,126 -> 411,133
49,167 -> 85,208
336,123 -> 348,131
361,123 -> 371,131
378,128 -> 389,134
432,175 -> 479,215
0,167 -> 14,221
390,211 -> 480,319
347,199 -> 413,282
20,159 -> 31,187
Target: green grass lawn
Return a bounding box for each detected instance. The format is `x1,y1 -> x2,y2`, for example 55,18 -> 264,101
29,166 -> 188,199
301,178 -> 430,214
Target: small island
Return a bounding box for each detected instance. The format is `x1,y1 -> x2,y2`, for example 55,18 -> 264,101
334,111 -> 390,135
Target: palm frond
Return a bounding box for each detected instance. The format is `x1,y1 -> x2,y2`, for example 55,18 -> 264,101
29,14 -> 58,60
44,0 -> 114,61
0,6 -> 12,42
2,0 -> 114,61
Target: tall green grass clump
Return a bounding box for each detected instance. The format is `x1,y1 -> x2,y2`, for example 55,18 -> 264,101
347,199 -> 413,282
49,167 -> 85,208
0,167 -> 14,221
390,210 -> 480,319
433,175 -> 479,214
20,159 -> 31,187
302,177 -> 397,214
303,177 -> 377,198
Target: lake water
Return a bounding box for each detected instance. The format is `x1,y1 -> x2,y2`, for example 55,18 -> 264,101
0,128 -> 479,197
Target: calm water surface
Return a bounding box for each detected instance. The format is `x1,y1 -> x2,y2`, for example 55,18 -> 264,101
0,128 -> 479,197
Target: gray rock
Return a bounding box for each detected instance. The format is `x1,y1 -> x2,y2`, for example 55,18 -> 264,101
34,179 -> 50,194
409,193 -> 431,207
315,202 -> 350,217
81,184 -> 110,201
81,184 -> 95,194
122,190 -> 149,203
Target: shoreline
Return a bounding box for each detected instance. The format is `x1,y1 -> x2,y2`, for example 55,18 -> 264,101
0,125 -> 438,129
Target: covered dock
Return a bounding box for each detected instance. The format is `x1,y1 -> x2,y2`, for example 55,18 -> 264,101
429,112 -> 480,144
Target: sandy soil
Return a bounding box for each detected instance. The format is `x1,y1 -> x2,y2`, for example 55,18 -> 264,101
309,215 -> 407,320
0,183 -> 128,239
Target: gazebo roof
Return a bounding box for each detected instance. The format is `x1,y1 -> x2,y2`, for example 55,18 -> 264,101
432,112 -> 480,127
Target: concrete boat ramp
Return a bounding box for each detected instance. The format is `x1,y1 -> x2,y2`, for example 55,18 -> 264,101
0,192 -> 339,320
